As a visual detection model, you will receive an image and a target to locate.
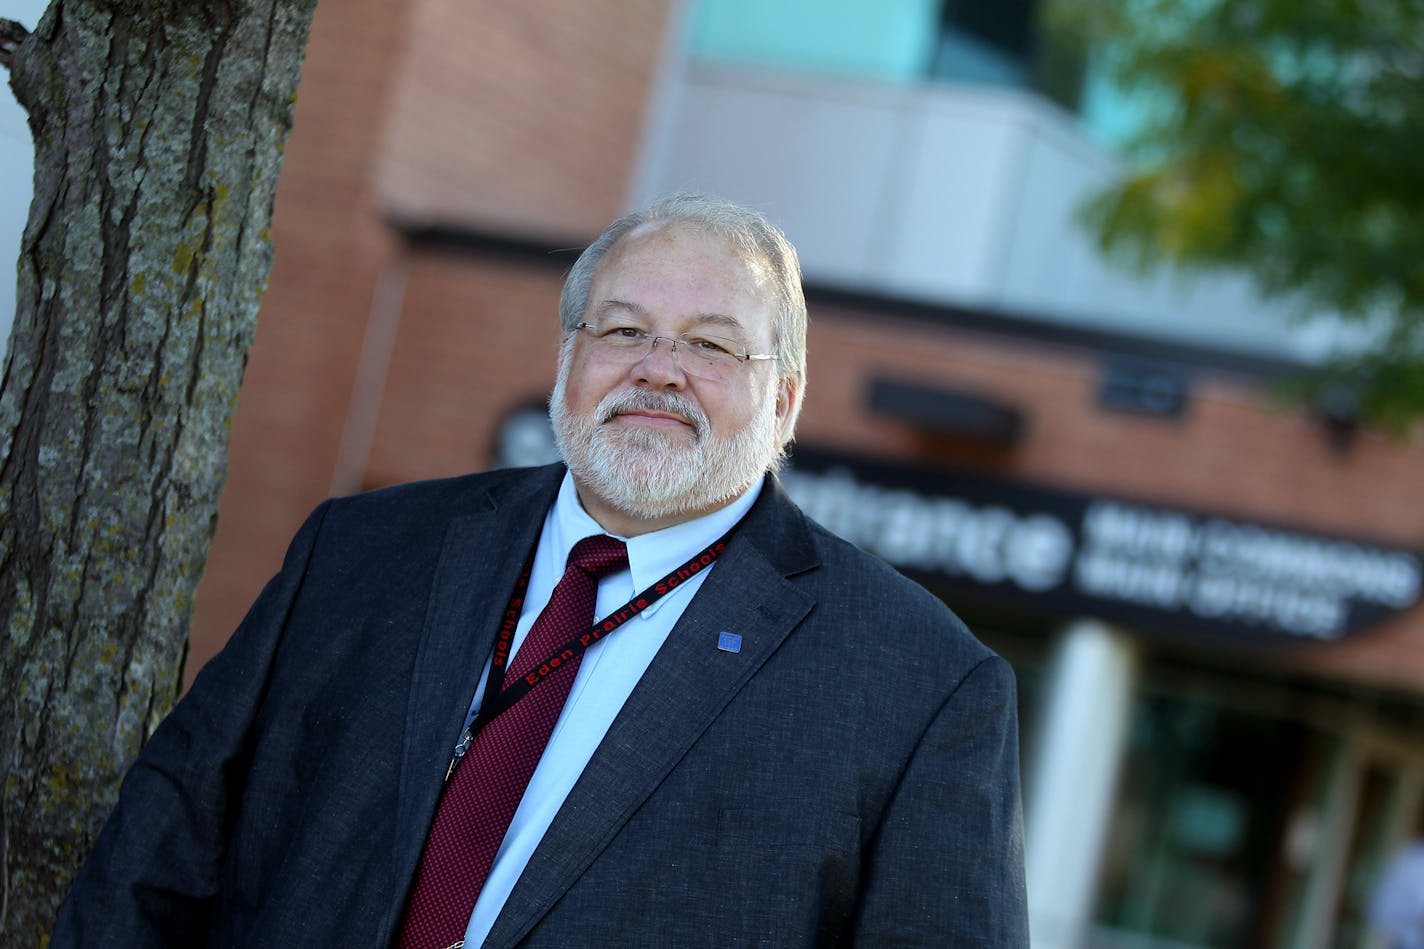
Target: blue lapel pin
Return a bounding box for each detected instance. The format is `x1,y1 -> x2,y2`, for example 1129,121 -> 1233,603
717,631 -> 742,654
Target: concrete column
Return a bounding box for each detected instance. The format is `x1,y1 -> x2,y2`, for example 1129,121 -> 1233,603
1025,618 -> 1140,949
1285,734 -> 1364,949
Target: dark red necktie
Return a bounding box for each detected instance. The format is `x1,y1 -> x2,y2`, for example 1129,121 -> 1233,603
398,534 -> 629,949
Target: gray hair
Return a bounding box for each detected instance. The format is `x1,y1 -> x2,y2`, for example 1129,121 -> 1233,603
559,193 -> 808,443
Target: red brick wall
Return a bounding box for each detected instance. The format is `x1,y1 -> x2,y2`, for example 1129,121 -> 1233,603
377,0 -> 674,238
186,0 -> 414,677
186,1 -> 675,679
802,303 -> 1424,544
363,250 -> 566,487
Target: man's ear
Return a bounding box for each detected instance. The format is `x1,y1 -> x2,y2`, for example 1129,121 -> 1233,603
775,376 -> 800,438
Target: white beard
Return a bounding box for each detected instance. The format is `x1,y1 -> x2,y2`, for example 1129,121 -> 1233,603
550,359 -> 783,522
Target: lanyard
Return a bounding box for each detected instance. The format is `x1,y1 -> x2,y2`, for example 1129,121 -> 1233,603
446,528 -> 736,779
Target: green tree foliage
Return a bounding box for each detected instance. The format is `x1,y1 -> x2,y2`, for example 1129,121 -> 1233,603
1046,0 -> 1424,429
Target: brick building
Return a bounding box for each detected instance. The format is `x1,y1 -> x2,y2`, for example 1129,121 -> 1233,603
186,2 -> 1424,946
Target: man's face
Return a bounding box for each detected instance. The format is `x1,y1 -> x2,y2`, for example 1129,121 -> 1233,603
551,222 -> 797,526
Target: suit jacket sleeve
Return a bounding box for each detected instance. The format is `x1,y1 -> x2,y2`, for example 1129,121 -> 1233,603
851,653 -> 1029,946
51,501 -> 332,948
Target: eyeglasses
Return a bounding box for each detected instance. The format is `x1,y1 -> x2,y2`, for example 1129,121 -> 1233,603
573,322 -> 777,381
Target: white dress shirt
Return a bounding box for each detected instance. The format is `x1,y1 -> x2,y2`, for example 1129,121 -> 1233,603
461,471 -> 763,946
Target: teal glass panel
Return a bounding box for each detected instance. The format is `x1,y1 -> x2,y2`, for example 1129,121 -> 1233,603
688,0 -> 942,82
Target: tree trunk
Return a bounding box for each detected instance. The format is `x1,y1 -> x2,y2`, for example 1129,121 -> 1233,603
0,0 -> 316,939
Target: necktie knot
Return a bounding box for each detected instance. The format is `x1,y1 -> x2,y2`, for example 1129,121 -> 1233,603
568,534 -> 628,580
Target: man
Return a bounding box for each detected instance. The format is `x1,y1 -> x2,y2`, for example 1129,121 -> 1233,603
55,195 -> 1028,946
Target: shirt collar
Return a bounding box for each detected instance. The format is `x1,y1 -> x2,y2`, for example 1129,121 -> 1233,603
550,470 -> 763,617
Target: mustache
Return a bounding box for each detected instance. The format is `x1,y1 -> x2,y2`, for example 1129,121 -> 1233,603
596,389 -> 708,439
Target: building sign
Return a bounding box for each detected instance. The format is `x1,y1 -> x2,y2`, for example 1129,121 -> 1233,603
781,448 -> 1422,644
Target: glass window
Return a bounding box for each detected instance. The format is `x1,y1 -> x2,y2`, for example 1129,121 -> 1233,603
932,0 -> 1038,88
688,0 -> 1088,110
687,0 -> 942,83
1092,688 -> 1314,947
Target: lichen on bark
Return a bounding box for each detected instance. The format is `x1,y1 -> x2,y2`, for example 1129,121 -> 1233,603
0,0 -> 317,940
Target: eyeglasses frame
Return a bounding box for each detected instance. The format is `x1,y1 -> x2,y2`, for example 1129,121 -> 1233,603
572,321 -> 778,368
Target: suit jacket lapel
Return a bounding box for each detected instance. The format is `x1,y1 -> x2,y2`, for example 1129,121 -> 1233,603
486,479 -> 819,948
381,464 -> 565,942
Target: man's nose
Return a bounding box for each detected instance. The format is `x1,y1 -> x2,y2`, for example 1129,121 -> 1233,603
633,335 -> 687,386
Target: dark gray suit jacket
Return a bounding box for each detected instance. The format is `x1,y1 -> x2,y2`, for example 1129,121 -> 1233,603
54,464 -> 1028,946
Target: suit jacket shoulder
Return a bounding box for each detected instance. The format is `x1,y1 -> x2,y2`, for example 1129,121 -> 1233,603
748,473 -> 998,698
318,462 -> 565,541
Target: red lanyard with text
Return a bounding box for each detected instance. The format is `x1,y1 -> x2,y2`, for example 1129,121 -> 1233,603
446,528 -> 736,778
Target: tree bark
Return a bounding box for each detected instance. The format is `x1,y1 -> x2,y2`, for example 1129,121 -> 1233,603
0,0 -> 316,939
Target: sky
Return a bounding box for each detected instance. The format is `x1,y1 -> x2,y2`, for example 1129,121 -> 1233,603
0,0 -> 49,360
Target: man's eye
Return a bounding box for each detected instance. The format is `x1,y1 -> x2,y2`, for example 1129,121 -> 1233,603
687,337 -> 734,355
608,326 -> 645,339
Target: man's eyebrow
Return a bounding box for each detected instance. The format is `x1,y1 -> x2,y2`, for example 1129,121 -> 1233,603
595,300 -> 648,319
595,301 -> 747,334
688,312 -> 747,334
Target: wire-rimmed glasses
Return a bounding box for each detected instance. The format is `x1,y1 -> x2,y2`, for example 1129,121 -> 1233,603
573,322 -> 777,381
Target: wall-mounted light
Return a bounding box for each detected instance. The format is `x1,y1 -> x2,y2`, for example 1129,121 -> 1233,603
866,377 -> 1023,447
1098,357 -> 1190,420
